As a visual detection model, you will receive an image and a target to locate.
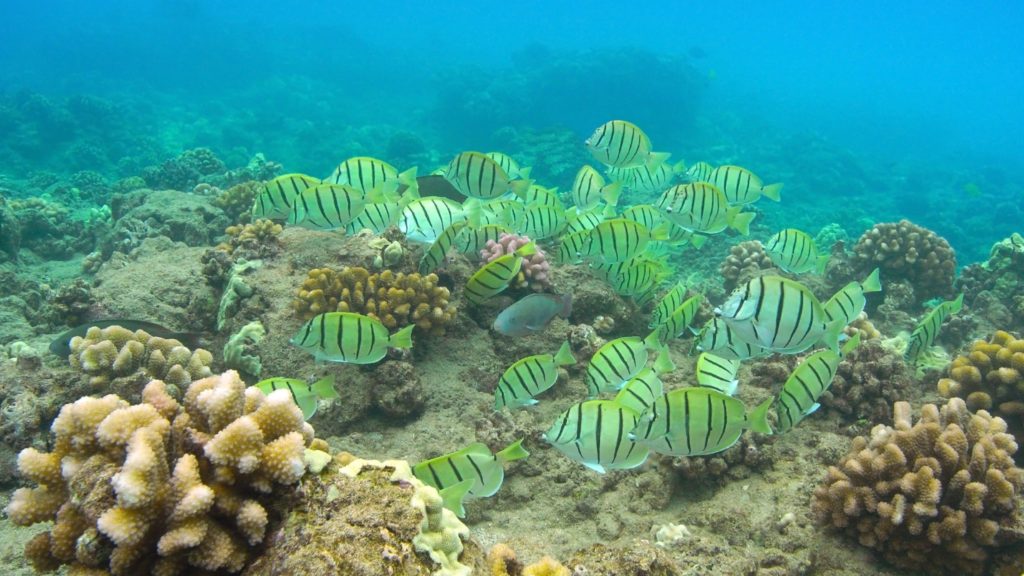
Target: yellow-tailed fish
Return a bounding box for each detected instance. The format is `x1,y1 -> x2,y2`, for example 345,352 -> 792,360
572,165 -> 621,210
290,312 -> 413,364
655,182 -> 755,235
692,317 -> 771,360
823,268 -> 882,327
694,352 -> 740,396
445,151 -> 530,200
684,161 -> 714,183
519,184 -> 563,209
716,276 -> 844,355
764,228 -> 829,274
254,375 -> 337,420
399,196 -> 466,244
464,243 -> 536,304
707,165 -> 782,205
346,186 -> 413,234
629,388 -> 773,457
775,333 -> 861,433
455,223 -> 510,254
494,341 -> 576,409
288,183 -> 367,230
412,439 -> 529,517
324,156 -> 416,195
486,151 -> 531,180
585,334 -> 660,397
650,282 -> 688,328
482,199 -> 523,226
511,204 -> 566,240
580,218 -> 669,264
543,400 -> 649,473
905,293 -> 964,364
593,256 -> 668,297
564,207 -> 607,235
585,120 -> 669,170
613,350 -> 673,414
252,173 -> 319,220
650,294 -> 703,345
556,229 -> 590,264
419,221 -> 466,274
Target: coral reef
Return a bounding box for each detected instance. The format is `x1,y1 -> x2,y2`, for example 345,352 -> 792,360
106,188 -> 230,252
811,397 -> 1024,575
851,219 -> 956,301
481,233 -> 552,291
719,240 -> 775,293
46,278 -> 93,327
670,433 -> 776,480
215,219 -> 284,260
956,233 -> 1024,329
370,360 -> 425,420
293,267 -> 457,335
212,180 -> 261,223
843,311 -> 881,341
141,147 -> 226,190
5,371 -> 322,574
68,325 -> 213,390
820,340 -> 914,426
223,321 -> 266,378
9,196 -> 95,259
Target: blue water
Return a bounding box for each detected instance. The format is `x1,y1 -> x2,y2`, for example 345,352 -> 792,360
2,0 -> 1021,263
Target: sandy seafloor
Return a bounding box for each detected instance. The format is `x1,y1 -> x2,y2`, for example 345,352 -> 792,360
0,223 -> 964,575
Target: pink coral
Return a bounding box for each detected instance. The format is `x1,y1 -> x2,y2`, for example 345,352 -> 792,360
481,233 -> 551,291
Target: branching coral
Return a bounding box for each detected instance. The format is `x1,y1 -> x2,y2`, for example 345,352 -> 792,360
851,219 -> 956,301
68,325 -> 213,388
719,240 -> 775,293
481,233 -> 551,291
938,330 -> 1024,442
5,371 -> 322,575
293,267 -> 457,335
215,219 -> 284,260
811,398 -> 1024,575
821,340 -> 913,426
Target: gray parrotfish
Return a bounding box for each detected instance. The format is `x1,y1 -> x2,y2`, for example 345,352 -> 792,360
492,293 -> 573,337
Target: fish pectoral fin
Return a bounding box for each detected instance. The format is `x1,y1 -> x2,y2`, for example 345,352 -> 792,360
439,478 -> 476,519
582,461 -> 607,474
803,403 -> 821,417
295,396 -> 318,421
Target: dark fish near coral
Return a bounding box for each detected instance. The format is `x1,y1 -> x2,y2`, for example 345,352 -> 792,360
49,319 -> 204,357
492,293 -> 572,337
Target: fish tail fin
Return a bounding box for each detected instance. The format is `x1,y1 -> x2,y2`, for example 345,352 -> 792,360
671,160 -> 687,174
653,348 -> 675,374
761,183 -> 783,202
295,395 -> 318,420
439,478 -> 475,518
841,332 -> 862,356
389,324 -> 415,350
554,341 -> 576,366
650,222 -> 672,242
815,254 -> 830,275
602,203 -> 618,219
949,293 -> 965,314
518,166 -> 533,180
726,207 -> 755,236
602,181 -> 622,208
509,178 -> 533,198
398,167 -> 418,190
514,242 -> 537,257
862,267 -> 882,293
690,234 -> 708,248
496,438 -> 530,463
748,397 -> 774,435
646,151 -> 671,171
821,319 -> 844,355
643,330 -> 666,352
312,375 -> 339,399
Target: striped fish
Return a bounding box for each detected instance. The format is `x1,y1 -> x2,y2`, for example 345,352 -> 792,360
585,120 -> 669,169
707,165 -> 782,205
692,317 -> 771,361
485,152 -> 531,180
585,334 -> 659,397
650,294 -> 704,346
556,229 -> 589,265
565,207 -> 607,236
511,204 -> 566,240
519,184 -> 563,209
494,341 -> 576,410
684,161 -> 715,183
580,218 -> 668,264
483,199 -> 524,227
716,276 -> 843,355
618,204 -> 663,230
613,349 -> 674,414
464,243 -> 536,304
655,183 -> 755,235
419,221 -> 466,274
904,293 -> 964,364
445,151 -> 530,200
650,283 -> 688,328
399,196 -> 466,244
608,160 -> 681,195
572,165 -> 621,210
288,183 -> 367,230
694,353 -> 741,396
594,256 -> 668,298
412,439 -> 529,518
764,228 -> 829,275
289,312 -> 414,364
346,187 -> 416,234
823,268 -> 882,327
252,173 -> 320,220
774,333 -> 861,433
455,224 -> 510,254
254,375 -> 337,420
543,400 -> 650,473
324,156 -> 416,195
629,388 -> 773,457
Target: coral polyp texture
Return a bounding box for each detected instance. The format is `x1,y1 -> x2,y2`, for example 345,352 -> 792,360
811,398 -> 1024,575
821,340 -> 913,426
481,233 -> 552,291
293,266 -> 457,335
212,180 -> 261,222
68,325 -> 213,388
718,240 -> 774,292
215,218 -> 284,259
5,371 -> 320,575
938,330 -> 1024,441
851,219 -> 956,300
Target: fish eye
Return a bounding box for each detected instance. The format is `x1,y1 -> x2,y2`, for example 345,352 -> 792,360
665,207 -> 673,213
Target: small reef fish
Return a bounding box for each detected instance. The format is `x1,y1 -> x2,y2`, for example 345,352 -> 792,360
691,317 -> 771,361
445,151 -> 531,200
324,156 -> 417,195
346,187 -> 416,235
494,341 -> 576,409
519,184 -> 563,209
493,293 -> 573,337
254,375 -> 338,420
49,319 -> 203,357
904,293 -> 965,364
618,204 -> 662,231
764,228 -> 829,275
706,165 -> 782,205
774,333 -> 861,433
716,276 -> 843,355
694,352 -> 741,395
585,120 -> 669,170
607,160 -> 682,195
579,218 -> 669,264
613,352 -> 674,414
684,161 -> 715,183
455,223 -> 510,254
252,173 -> 320,220
412,439 -> 529,518
650,283 -> 689,328
592,256 -> 668,299
556,229 -> 589,265
464,243 -> 537,304
655,182 -> 755,235
543,400 -> 650,473
650,294 -> 703,346
585,335 -> 663,397
572,165 -> 621,210
564,207 -> 607,236
290,312 -> 414,364
399,196 -> 467,244
288,183 -> 368,230
419,221 -> 466,275
823,268 -> 882,327
486,151 -> 531,181
510,204 -> 566,240
629,388 -> 773,457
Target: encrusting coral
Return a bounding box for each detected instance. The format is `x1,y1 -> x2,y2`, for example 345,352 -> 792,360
293,266 -> 457,335
5,371 -> 325,575
481,233 -> 552,291
68,325 -> 213,389
719,240 -> 775,293
811,397 -> 1024,575
851,219 -> 956,301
